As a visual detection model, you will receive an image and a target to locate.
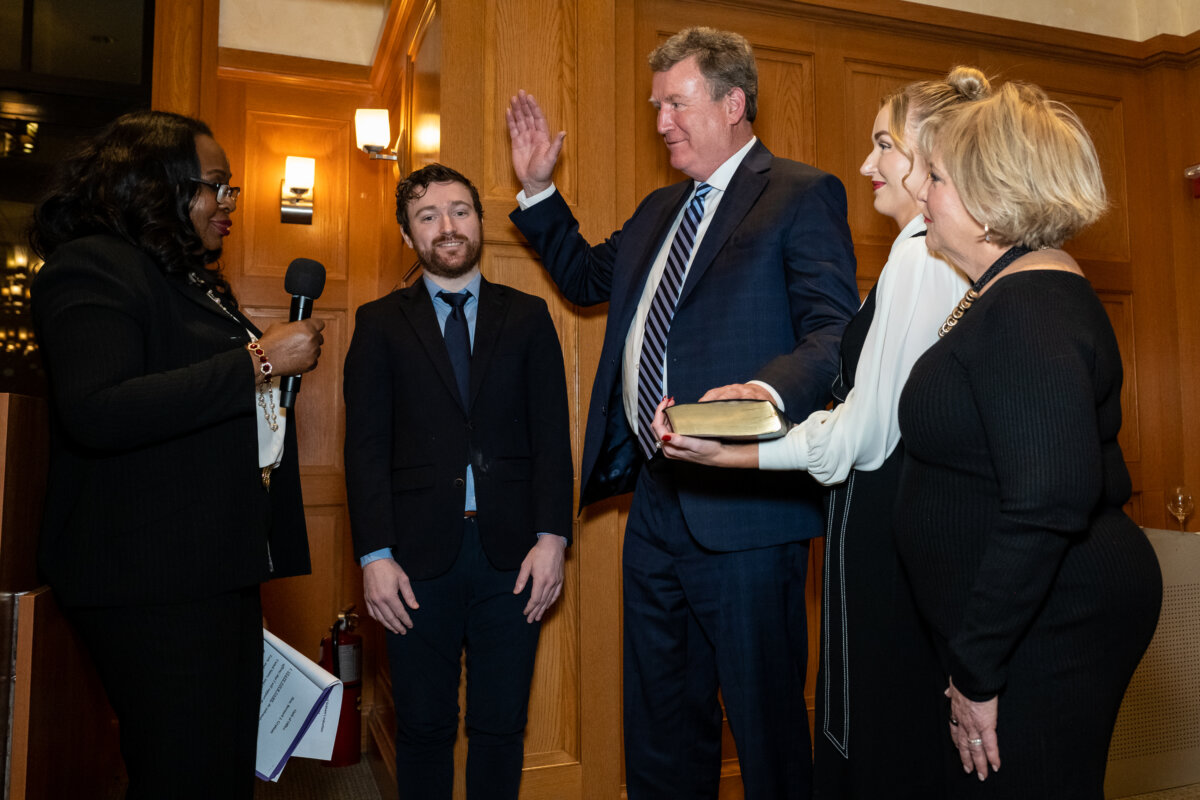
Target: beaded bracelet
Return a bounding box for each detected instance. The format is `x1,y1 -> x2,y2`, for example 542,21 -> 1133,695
247,341 -> 273,376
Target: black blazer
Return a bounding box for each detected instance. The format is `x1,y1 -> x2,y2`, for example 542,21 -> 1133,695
511,141 -> 860,551
343,277 -> 573,580
32,235 -> 310,607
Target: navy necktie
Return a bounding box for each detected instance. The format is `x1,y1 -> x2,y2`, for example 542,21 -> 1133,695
438,290 -> 471,406
636,183 -> 713,458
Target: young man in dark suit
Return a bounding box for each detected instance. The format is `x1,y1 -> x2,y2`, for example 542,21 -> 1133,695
507,27 -> 860,799
344,164 -> 573,800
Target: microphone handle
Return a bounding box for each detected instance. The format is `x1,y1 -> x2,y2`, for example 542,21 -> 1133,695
290,294 -> 314,322
279,294 -> 314,409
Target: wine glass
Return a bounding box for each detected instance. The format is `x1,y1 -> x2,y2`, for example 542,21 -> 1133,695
1166,485 -> 1194,532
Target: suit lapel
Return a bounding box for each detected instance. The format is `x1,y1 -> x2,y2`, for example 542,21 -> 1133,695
677,141 -> 772,308
468,278 -> 507,410
170,272 -> 261,336
397,284 -> 465,411
613,180 -> 692,333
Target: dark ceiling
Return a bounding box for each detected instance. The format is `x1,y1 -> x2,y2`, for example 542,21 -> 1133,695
0,0 -> 155,208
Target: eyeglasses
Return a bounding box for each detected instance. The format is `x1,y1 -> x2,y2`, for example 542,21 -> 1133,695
190,178 -> 241,204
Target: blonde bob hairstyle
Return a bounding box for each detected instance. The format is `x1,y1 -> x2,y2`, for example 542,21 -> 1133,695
918,81 -> 1107,250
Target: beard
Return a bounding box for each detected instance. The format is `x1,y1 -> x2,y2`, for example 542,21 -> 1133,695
416,234 -> 482,280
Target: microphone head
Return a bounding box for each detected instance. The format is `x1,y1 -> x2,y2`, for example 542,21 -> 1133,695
284,258 -> 326,299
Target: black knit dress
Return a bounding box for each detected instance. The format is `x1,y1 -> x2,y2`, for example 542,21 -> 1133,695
812,286 -> 946,800
895,270 -> 1161,799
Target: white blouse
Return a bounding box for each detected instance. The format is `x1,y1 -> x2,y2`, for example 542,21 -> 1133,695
758,215 -> 968,484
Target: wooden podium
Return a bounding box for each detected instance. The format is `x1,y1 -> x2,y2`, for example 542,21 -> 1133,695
1,393 -> 124,799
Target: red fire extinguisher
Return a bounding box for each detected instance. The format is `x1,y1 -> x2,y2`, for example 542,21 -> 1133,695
318,605 -> 362,766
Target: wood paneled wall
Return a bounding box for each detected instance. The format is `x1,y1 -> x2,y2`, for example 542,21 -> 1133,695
151,0 -> 1199,797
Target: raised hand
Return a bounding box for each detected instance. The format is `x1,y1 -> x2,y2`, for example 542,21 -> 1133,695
506,90 -> 566,196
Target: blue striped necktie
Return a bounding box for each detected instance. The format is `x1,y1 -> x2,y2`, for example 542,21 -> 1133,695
636,182 -> 713,458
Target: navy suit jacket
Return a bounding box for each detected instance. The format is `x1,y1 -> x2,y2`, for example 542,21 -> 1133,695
511,140 -> 858,551
343,277 -> 573,580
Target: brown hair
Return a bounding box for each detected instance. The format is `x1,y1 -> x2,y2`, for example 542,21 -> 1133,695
395,163 -> 484,238
648,27 -> 758,122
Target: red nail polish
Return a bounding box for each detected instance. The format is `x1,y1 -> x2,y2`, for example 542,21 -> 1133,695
662,434 -> 673,442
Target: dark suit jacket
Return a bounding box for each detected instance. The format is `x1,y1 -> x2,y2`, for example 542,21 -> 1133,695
511,140 -> 859,551
343,277 -> 573,580
32,234 -> 310,607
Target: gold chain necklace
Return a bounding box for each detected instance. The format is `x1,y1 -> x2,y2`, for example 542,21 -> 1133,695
187,272 -> 277,489
939,245 -> 1032,337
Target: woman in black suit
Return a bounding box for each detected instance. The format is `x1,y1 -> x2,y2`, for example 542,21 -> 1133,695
30,110 -> 324,798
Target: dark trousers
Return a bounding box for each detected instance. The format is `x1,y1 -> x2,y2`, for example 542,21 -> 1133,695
623,458 -> 812,800
69,585 -> 263,800
387,518 -> 542,800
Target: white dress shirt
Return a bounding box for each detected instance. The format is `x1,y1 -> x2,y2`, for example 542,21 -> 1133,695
758,215 -> 968,483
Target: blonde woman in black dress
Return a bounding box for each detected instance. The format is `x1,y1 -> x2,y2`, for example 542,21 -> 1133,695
896,81 -> 1161,798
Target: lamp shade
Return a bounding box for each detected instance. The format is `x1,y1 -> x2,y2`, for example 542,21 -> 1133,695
284,156 -> 315,191
355,108 -> 391,151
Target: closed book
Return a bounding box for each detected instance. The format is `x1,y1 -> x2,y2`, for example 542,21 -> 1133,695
664,400 -> 791,441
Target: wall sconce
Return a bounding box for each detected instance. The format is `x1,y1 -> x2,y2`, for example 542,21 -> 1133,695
355,108 -> 398,161
413,113 -> 440,161
1186,164 -> 1200,199
281,156 -> 315,225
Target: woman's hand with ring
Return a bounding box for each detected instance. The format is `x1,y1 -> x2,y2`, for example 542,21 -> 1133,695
946,678 -> 1001,780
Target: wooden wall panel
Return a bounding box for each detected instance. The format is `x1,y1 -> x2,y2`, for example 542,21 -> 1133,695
843,63 -> 939,248
485,245 -> 584,767
1177,61 -> 1200,500
483,0 -> 579,204
1100,291 -> 1142,482
1046,92 -> 1131,264
410,7 -> 443,167
152,0 -> 218,119
745,48 -> 816,171
261,505 -> 344,658
241,113 -> 353,280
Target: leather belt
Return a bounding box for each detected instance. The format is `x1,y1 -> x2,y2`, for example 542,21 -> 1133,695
463,510 -> 478,518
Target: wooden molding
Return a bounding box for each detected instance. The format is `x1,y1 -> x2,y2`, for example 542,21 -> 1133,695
217,48 -> 373,90
690,0 -> 1200,69
152,0 -> 219,118
368,0 -> 422,99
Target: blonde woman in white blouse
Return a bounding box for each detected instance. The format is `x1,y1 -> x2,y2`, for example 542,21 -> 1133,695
652,68 -> 989,799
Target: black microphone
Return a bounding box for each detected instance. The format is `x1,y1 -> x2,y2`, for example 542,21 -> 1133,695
280,257 -> 326,409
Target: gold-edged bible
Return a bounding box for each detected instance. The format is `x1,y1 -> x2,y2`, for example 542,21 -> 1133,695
663,400 -> 792,441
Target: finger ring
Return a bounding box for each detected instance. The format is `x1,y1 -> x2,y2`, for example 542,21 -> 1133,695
968,738 -> 983,747
950,717 -> 959,726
